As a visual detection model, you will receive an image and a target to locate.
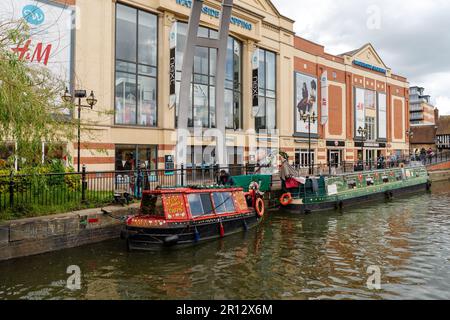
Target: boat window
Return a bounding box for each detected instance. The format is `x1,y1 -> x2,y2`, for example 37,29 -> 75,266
141,193 -> 165,217
188,193 -> 214,217
213,192 -> 235,214
366,177 -> 374,186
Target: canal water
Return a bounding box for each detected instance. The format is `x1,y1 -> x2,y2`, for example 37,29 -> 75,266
1,181 -> 450,300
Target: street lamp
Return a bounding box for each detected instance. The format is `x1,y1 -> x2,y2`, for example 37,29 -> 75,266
299,110 -> 318,175
406,129 -> 414,160
62,88 -> 97,172
357,126 -> 368,171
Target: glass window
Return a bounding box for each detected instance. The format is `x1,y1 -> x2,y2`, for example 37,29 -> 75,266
138,11 -> 157,66
365,117 -> 376,141
213,192 -> 235,214
43,143 -> 65,164
115,4 -> 158,127
188,193 -> 213,217
256,49 -> 277,131
116,5 -> 137,62
115,145 -> 158,171
175,22 -> 242,129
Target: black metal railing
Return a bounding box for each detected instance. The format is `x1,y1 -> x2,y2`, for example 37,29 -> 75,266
0,163 -> 269,213
1,151 -> 449,214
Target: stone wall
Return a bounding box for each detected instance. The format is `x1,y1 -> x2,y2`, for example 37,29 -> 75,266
0,204 -> 139,262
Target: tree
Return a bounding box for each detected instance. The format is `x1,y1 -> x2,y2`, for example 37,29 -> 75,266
0,19 -> 75,169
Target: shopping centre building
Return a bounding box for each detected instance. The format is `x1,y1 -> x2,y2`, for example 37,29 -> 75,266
1,0 -> 411,171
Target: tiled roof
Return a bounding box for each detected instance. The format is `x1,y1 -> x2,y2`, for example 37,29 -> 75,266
410,125 -> 437,144
437,116 -> 450,135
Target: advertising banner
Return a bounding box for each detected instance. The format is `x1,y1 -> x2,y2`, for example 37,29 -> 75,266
320,71 -> 328,125
377,92 -> 387,139
295,72 -> 318,134
354,87 -> 366,136
0,0 -> 74,86
169,22 -> 177,109
251,48 -> 259,117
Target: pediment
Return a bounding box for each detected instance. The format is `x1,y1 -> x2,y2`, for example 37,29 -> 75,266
347,43 -> 389,70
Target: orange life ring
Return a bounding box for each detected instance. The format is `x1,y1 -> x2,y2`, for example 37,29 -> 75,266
279,193 -> 293,206
255,198 -> 265,217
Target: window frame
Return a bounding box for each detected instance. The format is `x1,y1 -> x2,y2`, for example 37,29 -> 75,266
174,22 -> 243,130
114,3 -> 159,127
212,192 -> 236,214
115,144 -> 159,173
255,48 -> 277,132
188,192 -> 215,218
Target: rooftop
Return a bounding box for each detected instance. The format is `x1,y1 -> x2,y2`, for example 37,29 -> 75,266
410,125 -> 437,144
437,116 -> 450,135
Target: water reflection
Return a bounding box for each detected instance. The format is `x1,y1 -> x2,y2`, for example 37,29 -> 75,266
1,181 -> 450,300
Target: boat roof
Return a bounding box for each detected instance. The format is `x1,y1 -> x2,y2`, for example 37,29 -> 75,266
143,186 -> 244,195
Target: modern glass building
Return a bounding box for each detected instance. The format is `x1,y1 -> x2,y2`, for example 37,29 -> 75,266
1,0 -> 411,171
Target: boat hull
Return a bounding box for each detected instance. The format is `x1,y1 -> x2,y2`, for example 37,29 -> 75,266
121,212 -> 260,250
285,181 -> 430,214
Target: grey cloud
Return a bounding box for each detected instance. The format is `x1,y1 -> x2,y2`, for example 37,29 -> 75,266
272,0 -> 450,113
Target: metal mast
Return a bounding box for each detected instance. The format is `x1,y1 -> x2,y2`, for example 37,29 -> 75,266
176,0 -> 234,169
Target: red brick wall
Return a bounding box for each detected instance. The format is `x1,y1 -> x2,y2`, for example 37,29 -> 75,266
428,162 -> 450,171
329,85 -> 343,136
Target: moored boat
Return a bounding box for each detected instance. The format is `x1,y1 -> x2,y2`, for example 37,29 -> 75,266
121,186 -> 265,250
280,166 -> 431,214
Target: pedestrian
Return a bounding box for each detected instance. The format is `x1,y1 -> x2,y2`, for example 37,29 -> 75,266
218,170 -> 235,186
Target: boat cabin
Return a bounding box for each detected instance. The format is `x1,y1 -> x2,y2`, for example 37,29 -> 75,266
126,187 -> 251,228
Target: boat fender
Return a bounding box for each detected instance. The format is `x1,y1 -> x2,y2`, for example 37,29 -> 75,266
194,227 -> 200,242
219,222 -> 225,237
389,191 -> 393,199
385,191 -> 391,200
426,181 -> 432,191
279,193 -> 293,206
338,201 -> 344,210
163,235 -> 179,246
255,198 -> 265,217
243,220 -> 249,231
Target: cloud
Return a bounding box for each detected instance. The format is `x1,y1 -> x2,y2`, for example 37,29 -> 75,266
272,0 -> 450,115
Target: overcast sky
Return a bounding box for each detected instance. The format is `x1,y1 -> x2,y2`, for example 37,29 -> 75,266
272,0 -> 450,115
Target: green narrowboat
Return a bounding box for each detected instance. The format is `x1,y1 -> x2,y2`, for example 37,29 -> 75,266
283,166 -> 431,214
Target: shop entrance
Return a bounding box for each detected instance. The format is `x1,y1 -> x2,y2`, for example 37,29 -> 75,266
328,150 -> 342,167
365,149 -> 376,167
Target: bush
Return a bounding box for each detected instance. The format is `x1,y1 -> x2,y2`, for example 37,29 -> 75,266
64,167 -> 81,192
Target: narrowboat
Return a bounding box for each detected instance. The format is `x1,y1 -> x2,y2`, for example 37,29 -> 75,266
121,186 -> 265,250
281,166 -> 431,214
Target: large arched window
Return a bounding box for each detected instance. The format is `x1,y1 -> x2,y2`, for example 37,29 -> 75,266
175,22 -> 242,129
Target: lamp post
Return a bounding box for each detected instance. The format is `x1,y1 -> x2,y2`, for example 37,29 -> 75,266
406,129 -> 414,160
62,88 -> 97,172
357,126 -> 368,171
299,110 -> 318,175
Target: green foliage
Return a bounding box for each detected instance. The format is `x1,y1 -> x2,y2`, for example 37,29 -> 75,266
0,20 -> 76,166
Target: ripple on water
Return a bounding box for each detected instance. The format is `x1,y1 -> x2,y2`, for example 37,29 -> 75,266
1,181 -> 450,300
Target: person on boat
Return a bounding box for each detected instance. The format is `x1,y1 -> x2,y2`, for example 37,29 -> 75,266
219,170 -> 235,186
280,157 -> 301,191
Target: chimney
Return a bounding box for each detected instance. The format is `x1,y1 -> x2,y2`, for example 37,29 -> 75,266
434,108 -> 439,125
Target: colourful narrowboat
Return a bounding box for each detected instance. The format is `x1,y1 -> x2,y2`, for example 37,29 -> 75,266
121,187 -> 265,250
281,166 -> 431,214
